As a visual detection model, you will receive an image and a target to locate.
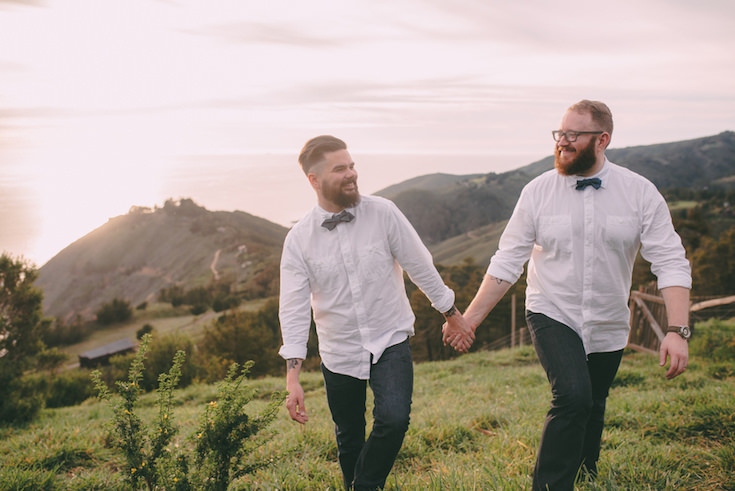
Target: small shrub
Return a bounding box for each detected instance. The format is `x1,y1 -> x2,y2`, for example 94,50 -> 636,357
190,304 -> 208,315
137,324 -> 154,340
92,334 -> 285,490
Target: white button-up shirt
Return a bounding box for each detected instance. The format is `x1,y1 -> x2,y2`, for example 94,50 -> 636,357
279,195 -> 455,379
488,159 -> 692,354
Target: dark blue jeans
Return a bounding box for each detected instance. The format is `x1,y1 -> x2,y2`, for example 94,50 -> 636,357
321,338 -> 413,491
526,311 -> 623,491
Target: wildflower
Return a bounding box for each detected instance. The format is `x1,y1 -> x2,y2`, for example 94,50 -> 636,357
131,468 -> 136,474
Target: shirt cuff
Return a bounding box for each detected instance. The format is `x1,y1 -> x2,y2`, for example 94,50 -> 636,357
487,263 -> 520,285
278,344 -> 308,361
432,289 -> 455,314
656,273 -> 692,290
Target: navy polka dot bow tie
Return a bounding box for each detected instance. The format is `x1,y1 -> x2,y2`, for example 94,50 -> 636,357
321,210 -> 354,231
575,178 -> 602,190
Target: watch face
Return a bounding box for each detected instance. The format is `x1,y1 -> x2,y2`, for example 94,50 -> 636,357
680,326 -> 691,339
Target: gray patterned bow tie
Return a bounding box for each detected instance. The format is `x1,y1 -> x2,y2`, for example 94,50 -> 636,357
576,178 -> 602,190
321,210 -> 354,231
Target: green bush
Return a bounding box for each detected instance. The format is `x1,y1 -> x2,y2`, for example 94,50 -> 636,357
96,298 -> 133,325
690,319 -> 735,362
45,370 -> 97,408
137,324 -> 154,340
198,301 -> 282,379
190,303 -> 208,315
0,369 -> 45,425
142,334 -> 197,391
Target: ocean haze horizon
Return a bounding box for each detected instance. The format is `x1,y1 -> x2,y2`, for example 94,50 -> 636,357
1,152 -> 540,267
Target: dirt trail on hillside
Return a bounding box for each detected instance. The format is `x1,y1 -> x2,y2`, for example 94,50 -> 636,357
210,249 -> 221,280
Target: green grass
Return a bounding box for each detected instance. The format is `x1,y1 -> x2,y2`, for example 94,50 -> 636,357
2,344 -> 733,490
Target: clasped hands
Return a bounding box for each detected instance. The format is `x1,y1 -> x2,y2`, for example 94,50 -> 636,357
442,313 -> 476,353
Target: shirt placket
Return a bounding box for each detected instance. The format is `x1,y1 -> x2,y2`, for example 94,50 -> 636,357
581,187 -> 595,332
337,225 -> 372,378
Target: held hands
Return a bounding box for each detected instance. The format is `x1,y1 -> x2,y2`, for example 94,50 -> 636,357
442,312 -> 475,353
285,382 -> 309,424
660,332 -> 689,380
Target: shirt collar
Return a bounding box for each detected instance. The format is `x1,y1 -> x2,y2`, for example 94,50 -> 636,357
317,204 -> 357,220
565,158 -> 610,189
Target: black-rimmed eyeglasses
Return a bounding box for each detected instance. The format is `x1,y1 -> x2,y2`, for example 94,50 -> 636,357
552,130 -> 603,142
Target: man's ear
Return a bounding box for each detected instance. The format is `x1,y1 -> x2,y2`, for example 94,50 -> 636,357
598,132 -> 611,150
308,172 -> 320,192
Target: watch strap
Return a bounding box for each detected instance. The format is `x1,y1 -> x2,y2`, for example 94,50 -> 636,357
667,325 -> 691,339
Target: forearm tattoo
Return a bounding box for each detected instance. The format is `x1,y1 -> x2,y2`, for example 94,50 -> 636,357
490,276 -> 505,286
443,305 -> 458,318
286,359 -> 301,371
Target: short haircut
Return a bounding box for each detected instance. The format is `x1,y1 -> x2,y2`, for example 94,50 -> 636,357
298,135 -> 347,176
568,100 -> 614,137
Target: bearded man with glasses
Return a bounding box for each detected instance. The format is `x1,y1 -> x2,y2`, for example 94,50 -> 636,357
443,100 -> 692,490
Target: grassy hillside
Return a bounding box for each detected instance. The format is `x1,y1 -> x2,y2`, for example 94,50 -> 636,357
377,172 -> 485,198
36,199 -> 287,322
429,219 -> 508,267
2,336 -> 733,489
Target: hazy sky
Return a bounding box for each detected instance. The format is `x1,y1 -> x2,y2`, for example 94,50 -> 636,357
2,0 -> 734,266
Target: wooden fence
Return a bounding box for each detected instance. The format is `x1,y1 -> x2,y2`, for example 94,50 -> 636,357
628,282 -> 735,354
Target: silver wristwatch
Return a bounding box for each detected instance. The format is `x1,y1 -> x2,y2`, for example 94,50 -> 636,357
667,325 -> 691,340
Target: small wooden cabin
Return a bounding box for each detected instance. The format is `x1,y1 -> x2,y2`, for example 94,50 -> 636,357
78,338 -> 136,369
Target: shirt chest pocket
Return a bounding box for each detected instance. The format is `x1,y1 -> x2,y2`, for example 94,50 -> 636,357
604,215 -> 640,250
537,215 -> 573,256
358,244 -> 393,283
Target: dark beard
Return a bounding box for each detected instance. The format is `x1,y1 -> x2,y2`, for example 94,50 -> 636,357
555,137 -> 597,176
324,180 -> 360,209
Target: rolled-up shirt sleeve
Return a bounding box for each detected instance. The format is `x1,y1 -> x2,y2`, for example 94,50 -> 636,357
278,233 -> 313,360
640,186 -> 692,290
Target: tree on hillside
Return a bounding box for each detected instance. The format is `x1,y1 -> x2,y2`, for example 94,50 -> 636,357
410,259 -> 527,362
95,298 -> 133,325
197,299 -> 284,380
0,253 -> 50,424
691,227 -> 735,296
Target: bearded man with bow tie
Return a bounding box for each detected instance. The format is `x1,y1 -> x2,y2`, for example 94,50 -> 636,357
444,100 -> 692,490
278,135 -> 473,490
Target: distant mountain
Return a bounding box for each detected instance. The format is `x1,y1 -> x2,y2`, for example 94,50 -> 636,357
36,199 -> 288,322
378,131 -> 735,251
35,132 -> 735,321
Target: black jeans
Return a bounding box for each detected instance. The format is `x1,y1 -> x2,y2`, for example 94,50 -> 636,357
526,311 -> 623,491
321,338 -> 413,490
